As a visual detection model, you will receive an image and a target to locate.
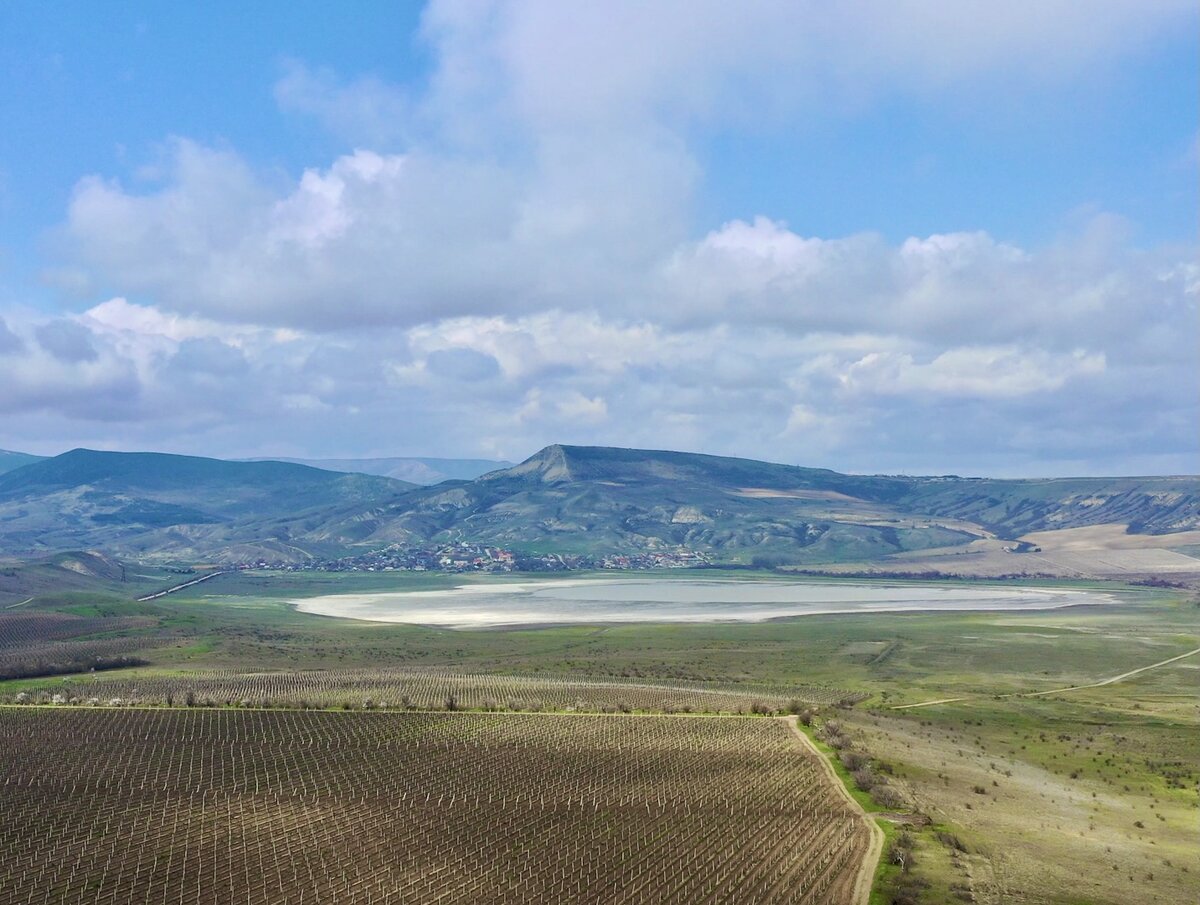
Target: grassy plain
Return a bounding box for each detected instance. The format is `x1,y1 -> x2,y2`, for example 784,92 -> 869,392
1,568 -> 1196,904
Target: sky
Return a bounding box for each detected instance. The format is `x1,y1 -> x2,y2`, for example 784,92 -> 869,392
0,0 -> 1196,477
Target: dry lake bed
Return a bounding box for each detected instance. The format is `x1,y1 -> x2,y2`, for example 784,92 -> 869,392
291,578 -> 1117,628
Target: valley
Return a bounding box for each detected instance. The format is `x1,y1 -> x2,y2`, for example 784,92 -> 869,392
0,446 -> 1195,904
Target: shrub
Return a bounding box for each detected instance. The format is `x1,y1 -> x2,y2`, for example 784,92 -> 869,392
839,750 -> 867,771
872,785 -> 906,809
852,768 -> 876,791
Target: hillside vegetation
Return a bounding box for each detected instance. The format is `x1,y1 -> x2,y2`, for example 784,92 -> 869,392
0,449 -> 414,561
350,445 -> 1200,560
246,455 -> 510,484
0,444 -> 1196,564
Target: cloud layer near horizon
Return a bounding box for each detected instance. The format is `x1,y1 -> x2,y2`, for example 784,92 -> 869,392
4,0 -> 1197,476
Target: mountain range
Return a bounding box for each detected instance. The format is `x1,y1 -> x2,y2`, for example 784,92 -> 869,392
0,449 -> 44,475
242,456 -> 510,485
0,444 -> 1197,566
0,449 -> 412,561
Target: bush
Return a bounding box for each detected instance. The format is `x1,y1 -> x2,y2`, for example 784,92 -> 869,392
887,831 -> 916,873
852,768 -> 876,791
890,875 -> 931,904
873,785 -> 906,809
840,750 -> 867,771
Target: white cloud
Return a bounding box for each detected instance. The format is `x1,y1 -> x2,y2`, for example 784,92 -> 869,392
555,391 -> 608,424
83,297 -> 248,343
34,320 -> 97,363
420,0 -> 1192,131
274,61 -> 412,148
0,315 -> 26,355
0,297 -> 1190,475
838,347 -> 1106,398
4,1 -> 1194,475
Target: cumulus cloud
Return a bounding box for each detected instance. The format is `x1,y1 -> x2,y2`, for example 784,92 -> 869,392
0,316 -> 24,355
0,316 -> 140,420
35,319 -> 98,362
274,61 -> 412,148
420,0 -> 1193,130
425,347 -> 501,382
837,347 -> 1106,398
0,295 -> 1191,475
5,1 -> 1195,475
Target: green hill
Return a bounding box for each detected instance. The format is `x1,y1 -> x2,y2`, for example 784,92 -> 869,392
245,455 -> 511,484
0,444 -> 1195,564
345,445 -> 1200,560
0,449 -> 416,561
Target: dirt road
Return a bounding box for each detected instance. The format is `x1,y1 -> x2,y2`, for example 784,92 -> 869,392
136,571 -> 230,602
890,696 -> 970,710
783,716 -> 883,905
893,645 -> 1200,709
1018,646 -> 1200,697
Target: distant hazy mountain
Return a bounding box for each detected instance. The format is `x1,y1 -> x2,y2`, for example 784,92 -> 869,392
247,456 -> 511,485
0,449 -> 44,475
0,449 -> 415,561
342,445 -> 1200,561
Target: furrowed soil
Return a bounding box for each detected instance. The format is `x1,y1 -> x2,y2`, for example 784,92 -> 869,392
0,708 -> 872,905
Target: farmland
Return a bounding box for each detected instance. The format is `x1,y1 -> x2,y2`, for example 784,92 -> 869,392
0,566 -> 1196,904
0,708 -> 872,905
9,666 -> 862,713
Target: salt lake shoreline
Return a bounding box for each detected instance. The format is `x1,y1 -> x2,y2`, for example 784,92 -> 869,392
289,576 -> 1118,630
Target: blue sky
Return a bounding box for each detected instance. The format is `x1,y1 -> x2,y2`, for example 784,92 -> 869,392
0,1 -> 1196,475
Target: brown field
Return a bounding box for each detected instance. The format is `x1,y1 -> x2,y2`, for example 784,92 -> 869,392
0,708 -> 873,904
852,523 -> 1200,578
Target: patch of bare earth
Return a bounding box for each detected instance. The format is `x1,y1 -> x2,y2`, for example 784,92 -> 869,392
841,523 -> 1200,578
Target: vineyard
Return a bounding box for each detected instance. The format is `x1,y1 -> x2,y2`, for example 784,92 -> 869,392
0,612 -> 153,647
0,611 -> 157,680
7,667 -> 865,713
0,708 -> 872,904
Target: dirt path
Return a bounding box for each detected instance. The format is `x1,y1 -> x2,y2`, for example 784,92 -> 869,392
782,716 -> 883,905
1016,646 -> 1200,698
135,571 -> 230,602
893,646 -> 1200,709
890,696 -> 970,710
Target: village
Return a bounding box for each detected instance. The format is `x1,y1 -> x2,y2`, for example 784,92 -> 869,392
234,542 -> 712,574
